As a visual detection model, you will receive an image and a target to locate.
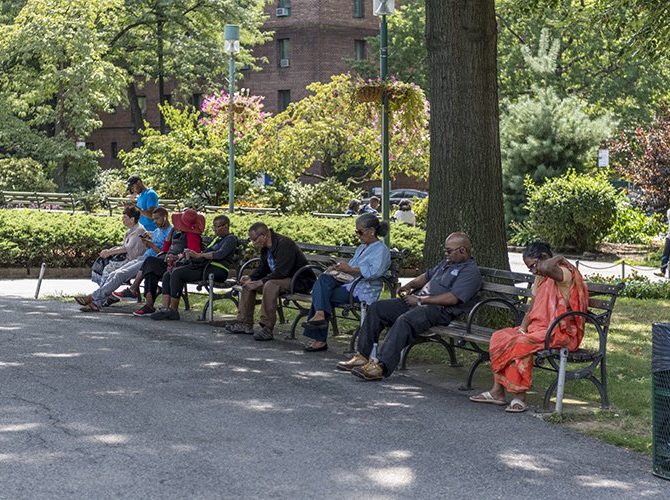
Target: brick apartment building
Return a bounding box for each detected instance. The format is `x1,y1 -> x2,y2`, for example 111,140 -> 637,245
89,0 -> 378,169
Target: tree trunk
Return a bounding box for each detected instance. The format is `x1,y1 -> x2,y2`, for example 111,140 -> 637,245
424,0 -> 508,270
127,82 -> 144,139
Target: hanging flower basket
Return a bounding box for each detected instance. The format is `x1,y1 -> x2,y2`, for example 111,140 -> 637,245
355,84 -> 385,103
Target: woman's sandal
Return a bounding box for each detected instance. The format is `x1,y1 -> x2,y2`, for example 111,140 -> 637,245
79,303 -> 100,313
74,296 -> 91,306
469,391 -> 507,406
505,398 -> 528,413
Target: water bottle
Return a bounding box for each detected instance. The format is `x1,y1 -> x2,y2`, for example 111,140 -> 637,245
370,342 -> 379,363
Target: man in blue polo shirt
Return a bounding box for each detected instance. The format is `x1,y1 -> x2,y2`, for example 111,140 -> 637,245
127,175 -> 159,231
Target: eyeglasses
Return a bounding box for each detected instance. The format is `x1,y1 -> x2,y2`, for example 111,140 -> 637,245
444,246 -> 463,255
355,228 -> 368,236
249,232 -> 265,242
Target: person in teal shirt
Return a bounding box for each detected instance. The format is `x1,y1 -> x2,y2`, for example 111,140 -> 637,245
127,175 -> 159,231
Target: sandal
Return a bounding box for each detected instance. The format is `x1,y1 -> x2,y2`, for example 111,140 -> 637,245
469,391 -> 507,406
79,303 -> 100,313
505,398 -> 528,413
74,296 -> 91,306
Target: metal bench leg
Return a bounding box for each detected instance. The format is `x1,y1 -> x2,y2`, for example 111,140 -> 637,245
289,310 -> 308,339
459,352 -> 488,391
543,379 -> 558,410
183,284 -> 190,311
554,347 -> 568,414
599,357 -> 610,409
432,336 -> 461,367
330,316 -> 340,337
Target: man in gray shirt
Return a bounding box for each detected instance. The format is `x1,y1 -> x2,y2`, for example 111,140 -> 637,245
338,232 -> 482,380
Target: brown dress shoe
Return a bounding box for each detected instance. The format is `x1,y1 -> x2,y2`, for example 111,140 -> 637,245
336,353 -> 368,371
351,360 -> 384,381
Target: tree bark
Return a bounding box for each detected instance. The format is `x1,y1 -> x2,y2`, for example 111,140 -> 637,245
127,82 -> 144,139
424,0 -> 508,270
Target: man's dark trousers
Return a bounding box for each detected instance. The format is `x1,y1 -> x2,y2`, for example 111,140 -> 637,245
357,298 -> 454,376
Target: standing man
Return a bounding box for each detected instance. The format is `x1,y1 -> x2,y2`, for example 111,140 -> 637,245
127,175 -> 159,231
655,207 -> 670,278
360,196 -> 380,215
337,232 -> 482,381
224,222 -> 315,341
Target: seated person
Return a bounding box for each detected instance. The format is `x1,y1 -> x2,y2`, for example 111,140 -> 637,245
150,215 -> 238,321
337,232 -> 482,381
302,213 -> 391,352
91,207 -> 147,285
133,209 -> 204,316
345,199 -> 361,215
359,196 -> 380,215
393,199 -> 416,226
223,222 -> 315,341
470,242 -> 588,413
76,207 -> 172,312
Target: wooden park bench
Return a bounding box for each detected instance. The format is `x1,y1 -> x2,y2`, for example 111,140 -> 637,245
310,212 -> 356,219
397,267 -> 624,411
0,190 -> 84,214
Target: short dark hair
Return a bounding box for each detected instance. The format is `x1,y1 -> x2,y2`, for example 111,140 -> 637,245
370,196 -> 380,204
123,206 -> 141,223
523,241 -> 553,260
249,222 -> 268,235
214,214 -> 230,226
348,199 -> 361,211
153,207 -> 168,218
356,213 -> 389,237
398,199 -> 411,210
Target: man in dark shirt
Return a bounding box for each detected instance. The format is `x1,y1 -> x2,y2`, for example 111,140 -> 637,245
225,222 -> 315,341
338,232 -> 482,380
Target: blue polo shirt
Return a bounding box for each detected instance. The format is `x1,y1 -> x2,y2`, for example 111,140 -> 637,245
137,188 -> 159,231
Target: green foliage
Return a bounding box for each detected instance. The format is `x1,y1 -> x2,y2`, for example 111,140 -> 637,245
413,196 -> 428,229
283,179 -> 361,214
0,209 -> 126,268
524,170 -> 618,252
0,157 -> 56,191
589,273 -> 670,300
605,198 -> 664,245
502,85 -> 615,222
0,210 -> 426,270
245,74 -> 430,184
120,96 -> 267,204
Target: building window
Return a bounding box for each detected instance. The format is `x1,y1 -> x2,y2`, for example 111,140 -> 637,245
354,39 -> 367,60
137,95 -> 147,116
278,38 -> 291,67
191,93 -> 203,109
85,142 -> 95,150
111,142 -> 118,160
163,93 -> 173,105
277,0 -> 291,16
353,0 -> 364,18
278,90 -> 291,112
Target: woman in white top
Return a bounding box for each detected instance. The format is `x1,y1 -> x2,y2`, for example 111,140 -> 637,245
394,199 -> 416,226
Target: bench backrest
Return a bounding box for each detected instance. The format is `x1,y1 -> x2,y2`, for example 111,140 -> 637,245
478,266 -> 624,329
0,190 -> 79,213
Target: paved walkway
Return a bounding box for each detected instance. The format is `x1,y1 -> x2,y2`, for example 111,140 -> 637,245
0,297 -> 666,498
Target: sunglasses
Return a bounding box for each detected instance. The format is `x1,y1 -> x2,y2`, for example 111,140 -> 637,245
355,228 -> 369,236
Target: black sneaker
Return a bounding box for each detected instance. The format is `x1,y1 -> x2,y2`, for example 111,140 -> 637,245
150,309 -> 180,321
102,296 -> 120,307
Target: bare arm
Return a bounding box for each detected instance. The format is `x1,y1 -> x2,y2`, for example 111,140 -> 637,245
536,255 -> 570,283
399,273 -> 429,294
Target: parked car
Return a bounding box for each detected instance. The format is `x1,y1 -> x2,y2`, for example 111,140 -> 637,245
363,188 -> 428,206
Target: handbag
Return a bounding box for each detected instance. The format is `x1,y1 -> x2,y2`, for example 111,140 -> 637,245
91,253 -> 127,278
324,269 -> 355,284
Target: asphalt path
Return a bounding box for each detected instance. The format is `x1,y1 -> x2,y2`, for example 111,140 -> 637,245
0,297 -> 666,498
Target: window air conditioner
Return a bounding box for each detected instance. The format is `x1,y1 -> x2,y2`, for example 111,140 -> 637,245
276,8 -> 290,17
280,58 -> 290,67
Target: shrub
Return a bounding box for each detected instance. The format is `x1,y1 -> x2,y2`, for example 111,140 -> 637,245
588,273 -> 670,300
0,157 -> 57,192
605,197 -> 664,245
0,210 -> 426,271
283,179 -> 362,214
525,170 -> 618,252
413,196 -> 428,228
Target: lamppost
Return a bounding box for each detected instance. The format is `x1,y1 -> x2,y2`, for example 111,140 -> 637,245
224,24 -> 240,213
373,0 -> 394,245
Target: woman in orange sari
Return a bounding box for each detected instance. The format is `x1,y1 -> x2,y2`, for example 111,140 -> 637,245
470,242 -> 589,413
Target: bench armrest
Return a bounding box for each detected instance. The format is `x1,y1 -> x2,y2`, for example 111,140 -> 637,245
289,264 -> 326,294
238,257 -> 260,282
465,297 -> 522,337
543,310 -> 605,355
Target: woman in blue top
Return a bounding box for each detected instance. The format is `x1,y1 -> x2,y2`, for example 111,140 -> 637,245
302,213 -> 391,352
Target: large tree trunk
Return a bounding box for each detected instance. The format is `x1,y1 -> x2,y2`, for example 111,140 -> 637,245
424,0 -> 508,270
127,82 -> 144,138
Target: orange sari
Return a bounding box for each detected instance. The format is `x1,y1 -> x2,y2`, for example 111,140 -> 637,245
489,263 -> 589,392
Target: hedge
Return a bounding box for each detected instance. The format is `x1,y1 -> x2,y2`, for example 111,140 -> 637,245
0,210 -> 426,270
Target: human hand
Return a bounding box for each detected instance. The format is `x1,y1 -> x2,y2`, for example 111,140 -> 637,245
403,294 -> 420,306
239,275 -> 251,285
398,285 -> 412,297
184,248 -> 199,259
99,249 -> 109,258
334,262 -> 353,273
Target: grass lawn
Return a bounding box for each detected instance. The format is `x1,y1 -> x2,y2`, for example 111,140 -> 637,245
59,290 -> 663,455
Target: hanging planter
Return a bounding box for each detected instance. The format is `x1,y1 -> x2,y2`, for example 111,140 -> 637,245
355,84 -> 385,103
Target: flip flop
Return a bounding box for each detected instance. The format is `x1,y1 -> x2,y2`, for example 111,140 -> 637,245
469,391 -> 507,406
304,343 -> 328,352
505,398 -> 528,413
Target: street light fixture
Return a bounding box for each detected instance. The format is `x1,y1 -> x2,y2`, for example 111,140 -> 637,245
224,24 -> 240,213
373,0 -> 394,245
